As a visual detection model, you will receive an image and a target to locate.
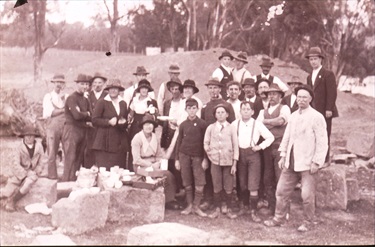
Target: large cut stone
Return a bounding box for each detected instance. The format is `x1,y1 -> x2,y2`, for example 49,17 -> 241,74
51,190 -> 110,235
127,222 -> 210,245
316,165 -> 347,210
106,186 -> 165,224
30,234 -> 76,246
57,182 -> 78,200
346,132 -> 375,158
17,178 -> 57,208
346,178 -> 360,201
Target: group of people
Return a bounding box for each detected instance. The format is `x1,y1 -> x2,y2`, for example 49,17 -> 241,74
0,46 -> 339,233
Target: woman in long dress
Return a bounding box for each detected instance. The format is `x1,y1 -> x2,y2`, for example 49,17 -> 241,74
92,79 -> 129,170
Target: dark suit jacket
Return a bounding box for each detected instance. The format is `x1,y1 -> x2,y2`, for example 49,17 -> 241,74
88,90 -> 108,112
91,98 -> 129,153
307,67 -> 339,118
281,94 -> 299,113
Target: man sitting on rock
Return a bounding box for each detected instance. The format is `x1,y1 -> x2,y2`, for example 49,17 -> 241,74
0,126 -> 45,211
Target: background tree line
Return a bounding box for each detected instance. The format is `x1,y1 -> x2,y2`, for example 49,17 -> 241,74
1,0 -> 374,84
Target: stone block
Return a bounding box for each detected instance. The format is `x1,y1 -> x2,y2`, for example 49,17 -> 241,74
127,222 -> 210,245
346,178 -> 360,201
106,186 -> 165,224
332,154 -> 357,164
30,234 -> 76,246
346,132 -> 375,158
51,191 -> 110,235
316,165 -> 347,210
357,167 -> 375,190
57,182 -> 78,199
17,178 -> 57,208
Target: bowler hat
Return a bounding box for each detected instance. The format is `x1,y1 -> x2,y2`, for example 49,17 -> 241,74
295,84 -> 314,100
166,78 -> 183,92
287,76 -> 304,86
92,72 -> 107,82
226,80 -> 241,89
260,56 -> 274,67
19,125 -> 39,138
182,79 -> 199,94
264,83 -> 285,98
242,78 -> 256,88
305,46 -> 325,59
212,103 -> 230,117
104,79 -> 125,91
234,51 -> 248,64
74,74 -> 92,83
133,66 -> 150,75
139,113 -> 158,128
218,50 -> 234,60
168,63 -> 181,74
136,79 -> 154,92
51,73 -> 66,83
205,77 -> 222,87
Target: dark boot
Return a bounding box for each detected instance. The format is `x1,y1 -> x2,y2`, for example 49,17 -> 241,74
250,195 -> 261,223
5,190 -> 24,212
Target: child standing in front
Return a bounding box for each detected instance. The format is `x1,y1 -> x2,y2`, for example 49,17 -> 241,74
175,98 -> 208,217
203,104 -> 239,219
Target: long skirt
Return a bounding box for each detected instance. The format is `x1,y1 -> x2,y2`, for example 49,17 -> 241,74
95,150 -> 127,170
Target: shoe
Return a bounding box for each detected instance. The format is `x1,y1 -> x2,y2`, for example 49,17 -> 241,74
263,218 -> 283,227
193,206 -> 208,217
221,204 -> 228,214
250,210 -> 262,223
237,205 -> 250,216
181,205 -> 193,215
226,209 -> 237,219
208,207 -> 220,219
257,199 -> 269,209
199,201 -> 211,211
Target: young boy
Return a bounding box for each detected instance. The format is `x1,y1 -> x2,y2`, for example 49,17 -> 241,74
211,50 -> 234,100
231,101 -> 274,222
203,104 -> 239,219
175,98 -> 208,217
0,126 -> 45,211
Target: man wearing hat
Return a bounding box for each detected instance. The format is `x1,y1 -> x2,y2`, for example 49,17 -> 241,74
255,56 -> 289,94
257,83 -> 291,214
200,77 -> 236,211
160,79 -> 186,198
62,74 -> 92,181
281,76 -> 304,113
232,51 -> 253,100
42,73 -> 69,179
157,63 -> 182,114
306,46 -> 338,164
124,66 -> 155,106
85,72 -> 108,168
264,84 -> 328,232
242,78 -> 263,119
211,50 -> 234,100
0,126 -> 44,211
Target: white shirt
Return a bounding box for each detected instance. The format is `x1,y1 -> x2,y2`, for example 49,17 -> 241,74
257,103 -> 291,125
212,64 -> 233,81
94,90 -> 104,100
311,66 -> 322,86
290,94 -> 296,108
168,98 -> 186,129
130,95 -> 154,114
124,83 -> 155,106
227,99 -> 242,119
42,90 -> 68,119
232,67 -> 253,84
260,73 -> 289,92
231,118 -> 274,149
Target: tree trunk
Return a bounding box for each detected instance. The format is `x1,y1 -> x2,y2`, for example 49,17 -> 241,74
192,0 -> 197,50
31,1 -> 46,85
211,0 -> 220,47
185,0 -> 191,51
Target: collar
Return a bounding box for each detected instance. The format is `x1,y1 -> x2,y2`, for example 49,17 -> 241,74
261,73 -> 270,79
313,65 -> 322,73
298,105 -> 311,114
221,64 -> 232,73
268,103 -> 281,112
140,131 -> 158,154
240,118 -> 253,125
216,121 -> 229,128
